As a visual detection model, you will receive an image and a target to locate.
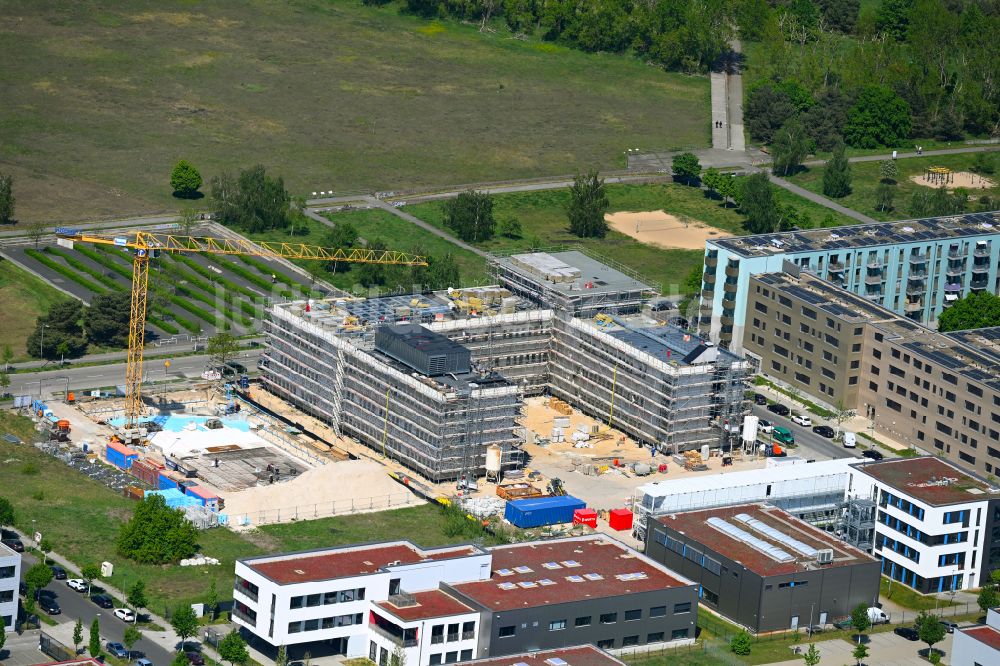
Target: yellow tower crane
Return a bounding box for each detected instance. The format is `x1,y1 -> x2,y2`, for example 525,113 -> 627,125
55,228 -> 426,429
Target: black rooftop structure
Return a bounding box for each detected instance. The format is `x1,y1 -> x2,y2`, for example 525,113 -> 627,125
375,324 -> 472,377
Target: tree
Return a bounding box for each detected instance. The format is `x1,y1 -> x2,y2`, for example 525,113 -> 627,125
170,161 -> 203,199
0,371 -> 9,396
275,645 -> 288,666
818,0 -> 860,33
80,563 -> 101,595
671,152 -> 702,185
179,206 -> 200,235
851,640 -> 868,666
566,170 -> 609,239
771,118 -> 810,176
717,173 -> 740,207
26,220 -> 46,249
219,629 -> 250,666
915,610 -> 946,658
802,88 -> 852,153
702,167 -> 723,198
879,160 -> 898,183
938,292 -> 1000,332
26,299 -> 87,360
739,173 -> 780,234
2,343 -> 12,371
822,142 -> 852,198
123,625 -> 142,658
874,183 -> 896,212
0,497 -> 12,529
205,579 -> 219,620
0,629 -> 5,657
89,617 -> 101,659
850,603 -> 870,643
128,579 -> 148,621
25,562 -> 54,594
117,493 -> 198,564
85,292 -> 131,348
73,618 -> 84,655
321,222 -> 360,275
171,605 -> 200,650
803,642 -> 821,666
972,152 -> 996,176
211,165 -> 290,233
443,190 -> 495,243
730,629 -> 752,655
22,590 -> 36,627
39,538 -> 52,564
208,332 -> 241,369
172,653 -> 191,666
876,0 -> 914,40
746,84 -> 797,143
844,86 -> 912,148
498,216 -> 522,239
389,643 -> 407,666
978,582 -> 1000,613
0,172 -> 13,224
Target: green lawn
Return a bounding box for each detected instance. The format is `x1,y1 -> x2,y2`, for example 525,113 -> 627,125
786,153 -> 999,222
880,576 -> 958,610
0,257 -> 70,359
0,0 -> 709,223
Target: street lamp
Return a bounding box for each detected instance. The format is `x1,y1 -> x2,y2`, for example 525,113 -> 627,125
39,323 -> 49,359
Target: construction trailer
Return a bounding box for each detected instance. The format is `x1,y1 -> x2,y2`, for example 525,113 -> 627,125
259,251 -> 750,483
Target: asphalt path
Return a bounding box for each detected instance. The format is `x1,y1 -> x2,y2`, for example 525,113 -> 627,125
8,350 -> 263,399
20,552 -> 174,666
750,403 -> 867,462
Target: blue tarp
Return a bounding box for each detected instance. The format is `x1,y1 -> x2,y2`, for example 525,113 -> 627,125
504,495 -> 586,528
146,488 -> 201,509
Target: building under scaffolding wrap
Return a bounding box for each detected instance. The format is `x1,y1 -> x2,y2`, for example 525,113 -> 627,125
260,250 -> 750,483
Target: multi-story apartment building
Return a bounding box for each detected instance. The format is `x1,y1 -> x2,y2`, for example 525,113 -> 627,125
645,503 -> 880,633
699,211 -> 1000,351
851,457 -> 1000,593
1,542 -> 21,632
232,535 -> 698,664
746,267 -> 1000,479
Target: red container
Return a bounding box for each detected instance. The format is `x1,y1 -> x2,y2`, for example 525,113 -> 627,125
573,508 -> 598,528
658,463 -> 668,473
608,508 -> 633,531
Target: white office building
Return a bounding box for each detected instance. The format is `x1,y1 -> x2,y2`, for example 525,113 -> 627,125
1,542 -> 21,632
850,457 -> 1000,593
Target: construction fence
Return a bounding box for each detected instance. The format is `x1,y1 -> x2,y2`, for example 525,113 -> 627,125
228,491 -> 420,527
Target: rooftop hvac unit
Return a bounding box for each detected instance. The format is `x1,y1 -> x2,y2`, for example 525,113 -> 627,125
816,549 -> 834,565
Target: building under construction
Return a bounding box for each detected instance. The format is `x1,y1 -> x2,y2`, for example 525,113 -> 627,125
260,251 -> 750,482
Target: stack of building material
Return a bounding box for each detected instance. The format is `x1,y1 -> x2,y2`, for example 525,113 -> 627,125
509,253 -> 583,284
496,483 -> 545,500
549,398 -> 572,415
682,450 -> 708,471
130,458 -> 164,487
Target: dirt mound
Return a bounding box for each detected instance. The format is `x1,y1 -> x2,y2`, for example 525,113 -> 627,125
606,210 -> 729,249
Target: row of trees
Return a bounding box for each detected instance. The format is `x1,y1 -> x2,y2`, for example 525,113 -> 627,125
25,293 -> 132,360
746,0 -> 999,152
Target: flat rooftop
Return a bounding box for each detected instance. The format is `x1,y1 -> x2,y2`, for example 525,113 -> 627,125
854,457 -> 1000,506
658,504 -> 876,577
960,624 -> 1000,652
243,542 -> 483,584
456,646 -> 626,666
451,536 -> 691,612
587,314 -> 741,366
375,589 -> 474,622
712,211 -> 1000,257
495,250 -> 654,298
753,272 -> 897,325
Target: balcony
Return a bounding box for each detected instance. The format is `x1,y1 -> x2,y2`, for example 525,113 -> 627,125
909,254 -> 928,264
904,300 -> 923,313
944,283 -> 963,293
725,264 -> 740,278
865,273 -> 884,285
974,245 -> 991,258
705,254 -> 718,268
908,268 -> 927,278
721,315 -> 735,326
971,279 -> 988,291
701,289 -> 715,302
948,249 -> 965,259
946,265 -> 966,277
972,263 -> 989,274
232,607 -> 257,626
233,583 -> 258,603
703,270 -> 716,284
371,623 -> 418,648
828,262 -> 845,273
447,633 -> 459,642
462,631 -> 475,640
867,258 -> 883,269
906,283 -> 925,296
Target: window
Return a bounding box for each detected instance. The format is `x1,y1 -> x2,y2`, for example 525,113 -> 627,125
0,567 -> 14,579
575,616 -> 592,627
600,613 -> 618,624
650,606 -> 667,617
288,622 -> 301,634
462,621 -> 475,638
370,642 -> 378,662
625,609 -> 642,621
432,625 -> 445,644
703,588 -> 719,604
323,591 -> 338,605
445,652 -> 458,664
622,636 -> 640,647
498,626 -> 516,638
304,618 -> 319,632
597,640 -> 614,650
549,619 -> 567,631
460,651 -> 472,661
306,594 -> 321,607
430,656 -> 442,666
647,632 -> 665,643
674,602 -> 692,614
671,628 -> 690,640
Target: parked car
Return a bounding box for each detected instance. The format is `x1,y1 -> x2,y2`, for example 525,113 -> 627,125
867,607 -> 889,624
894,626 -> 920,641
757,419 -> 774,434
791,413 -> 812,427
107,642 -> 129,658
225,361 -> 248,375
812,425 -> 835,438
767,403 -> 790,416
38,596 -> 61,615
1,537 -> 24,552
842,431 -> 857,448
114,608 -> 136,622
49,565 -> 67,580
753,393 -> 768,405
185,652 -> 205,666
134,659 -> 154,666
773,426 -> 795,446
862,449 -> 885,461
91,593 -> 114,608
66,578 -> 87,592
940,620 -> 958,633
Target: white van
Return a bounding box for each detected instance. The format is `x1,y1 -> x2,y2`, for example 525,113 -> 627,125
842,431 -> 857,448
867,607 -> 889,624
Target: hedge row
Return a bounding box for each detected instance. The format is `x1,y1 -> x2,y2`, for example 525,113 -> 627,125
236,254 -> 308,294
204,254 -> 294,299
25,249 -> 108,295
43,247 -> 121,291
168,253 -> 265,303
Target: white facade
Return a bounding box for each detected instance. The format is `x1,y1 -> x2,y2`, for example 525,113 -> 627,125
850,463 -> 998,593
952,608 -> 1000,666
369,601 -> 481,666
0,543 -> 21,632
232,542 -> 491,659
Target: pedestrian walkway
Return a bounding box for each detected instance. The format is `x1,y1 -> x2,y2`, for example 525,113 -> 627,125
710,72 -> 729,150
768,173 -> 878,224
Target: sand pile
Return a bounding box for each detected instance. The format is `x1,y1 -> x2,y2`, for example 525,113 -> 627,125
910,171 -> 995,190
605,210 -> 729,249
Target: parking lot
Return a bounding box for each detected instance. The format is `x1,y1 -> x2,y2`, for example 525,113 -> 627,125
771,628 -> 956,666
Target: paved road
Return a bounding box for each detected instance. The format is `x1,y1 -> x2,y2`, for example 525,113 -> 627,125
20,552 -> 174,666
7,350 -> 264,399
768,173 -> 879,224
750,404 -> 864,462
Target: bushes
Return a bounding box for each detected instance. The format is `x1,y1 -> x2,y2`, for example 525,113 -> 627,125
25,249 -> 108,295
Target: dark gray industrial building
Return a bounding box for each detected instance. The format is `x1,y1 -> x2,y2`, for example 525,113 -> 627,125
645,504 -> 880,633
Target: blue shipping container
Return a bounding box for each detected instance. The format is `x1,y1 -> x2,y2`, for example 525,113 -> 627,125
158,472 -> 178,490
504,496 -> 586,529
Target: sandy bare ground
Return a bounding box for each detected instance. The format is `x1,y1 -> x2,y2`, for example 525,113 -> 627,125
223,458 -> 422,527
605,210 -> 729,250
910,171 -> 996,190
